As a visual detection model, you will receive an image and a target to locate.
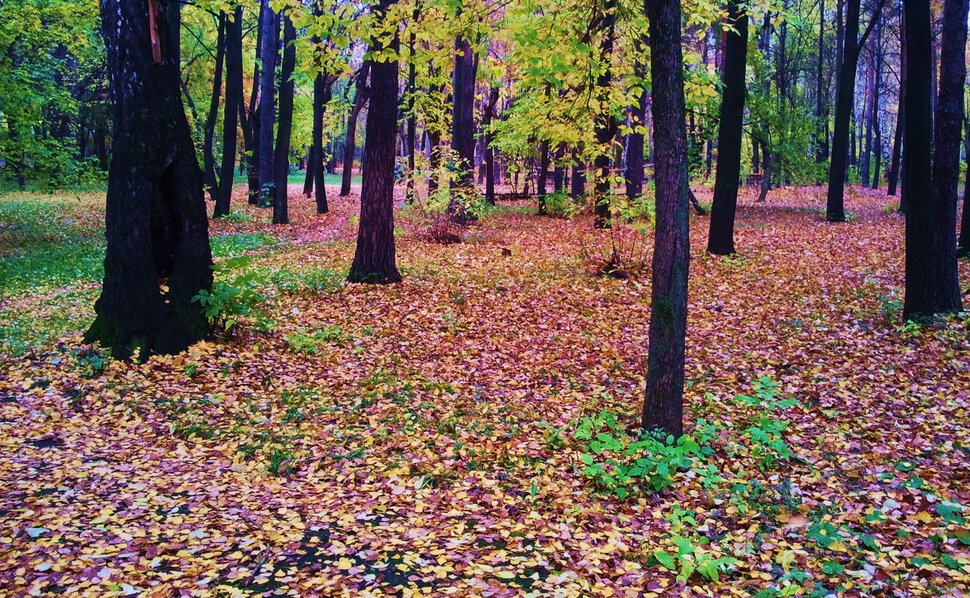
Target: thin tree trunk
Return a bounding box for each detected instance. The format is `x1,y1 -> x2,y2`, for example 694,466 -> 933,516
257,0 -> 279,207
593,0 -> 618,228
312,76 -> 333,214
341,64 -> 370,196
888,0 -> 906,197
626,56 -> 649,200
707,0 -> 748,255
484,86 -> 499,204
203,14 -> 226,202
272,14 -> 296,225
215,6 -> 243,218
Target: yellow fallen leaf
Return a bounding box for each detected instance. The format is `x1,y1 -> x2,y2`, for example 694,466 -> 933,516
336,558 -> 353,570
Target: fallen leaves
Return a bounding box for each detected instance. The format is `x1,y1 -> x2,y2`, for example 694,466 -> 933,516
0,185 -> 968,595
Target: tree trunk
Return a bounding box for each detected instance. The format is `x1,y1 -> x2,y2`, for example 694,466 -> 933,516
707,0 -> 748,255
272,14 -> 296,225
626,57 -> 649,200
215,6 -> 244,218
571,150 -> 586,199
642,0 -> 690,439
484,86 -> 499,204
870,17 -> 883,189
903,0 -> 963,317
538,140 -> 550,214
312,76 -> 333,214
816,0 -> 829,164
406,3 -> 420,203
304,146 -> 315,196
257,0 -> 279,207
203,13 -> 226,202
593,0 -> 618,228
826,0 -> 882,221
341,64 -> 369,197
348,0 -> 402,284
87,0 -> 213,359
888,1 -> 906,197
451,34 -> 477,191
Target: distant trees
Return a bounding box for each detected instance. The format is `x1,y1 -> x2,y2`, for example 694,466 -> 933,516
642,0 -> 690,438
826,0 -> 884,222
347,0 -> 402,284
86,0 -> 212,359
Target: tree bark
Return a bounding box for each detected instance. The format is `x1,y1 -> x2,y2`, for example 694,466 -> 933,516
642,0 -> 690,439
215,6 -> 244,218
203,13 -> 226,202
312,76 -> 333,214
707,0 -> 748,255
888,1 -> 906,198
903,0 -> 963,317
87,0 -> 213,359
826,0 -> 883,221
272,14 -> 296,225
593,0 -> 618,228
348,0 -> 402,284
341,64 -> 369,197
484,86 -> 499,204
626,56 -> 649,200
450,33 -> 478,193
257,0 -> 279,207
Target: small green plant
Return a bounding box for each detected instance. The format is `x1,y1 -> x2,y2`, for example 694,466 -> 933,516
192,259 -> 271,333
541,190 -> 581,220
877,292 -> 902,324
268,448 -> 296,476
574,411 -> 715,498
216,209 -> 252,223
286,325 -> 349,354
74,346 -> 109,378
898,319 -> 924,338
653,508 -> 740,582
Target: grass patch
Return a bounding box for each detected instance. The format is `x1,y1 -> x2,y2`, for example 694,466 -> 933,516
0,197 -> 105,293
211,232 -> 280,258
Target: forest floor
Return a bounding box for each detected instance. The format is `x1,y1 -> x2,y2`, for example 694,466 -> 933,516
1,184 -> 969,596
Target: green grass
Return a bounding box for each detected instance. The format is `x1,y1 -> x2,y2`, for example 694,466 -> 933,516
210,232 -> 281,258
0,197 -> 105,294
231,171 -> 359,186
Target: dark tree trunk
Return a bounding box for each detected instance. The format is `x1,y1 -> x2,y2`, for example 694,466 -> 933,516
826,0 -> 883,221
961,117 -> 970,252
312,76 -> 333,214
203,13 -> 226,202
537,140 -> 550,214
571,150 -> 586,199
348,0 -> 402,284
450,34 -> 478,193
593,0 -> 618,228
215,6 -> 244,218
707,0 -> 748,255
860,62 -> 873,185
553,145 -> 566,192
642,0 -> 690,439
304,146 -> 315,196
87,0 -> 213,359
626,58 -> 649,200
870,18 -> 883,189
903,0 -> 963,317
405,3 -> 420,203
242,1 -> 263,204
341,64 -> 370,197
816,0 -> 829,164
888,2 -> 906,198
272,14 -> 296,225
427,128 -> 442,195
484,86 -> 499,204
257,0 -> 279,207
